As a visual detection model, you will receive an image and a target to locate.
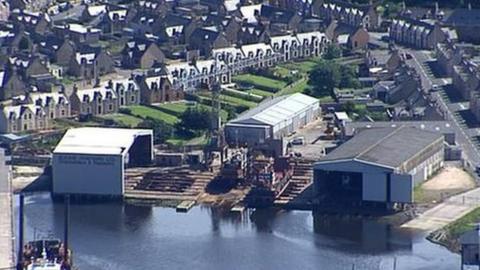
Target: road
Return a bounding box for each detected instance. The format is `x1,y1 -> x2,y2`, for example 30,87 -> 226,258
405,49 -> 480,166
0,149 -> 13,269
403,186 -> 480,232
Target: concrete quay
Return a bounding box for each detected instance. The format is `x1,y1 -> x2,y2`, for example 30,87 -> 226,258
0,149 -> 13,270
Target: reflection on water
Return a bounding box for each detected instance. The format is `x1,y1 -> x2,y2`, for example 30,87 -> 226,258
312,213 -> 413,253
17,193 -> 460,270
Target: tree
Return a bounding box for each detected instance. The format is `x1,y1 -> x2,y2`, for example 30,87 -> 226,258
341,101 -> 355,115
178,107 -> 212,131
324,44 -> 342,60
339,65 -> 361,89
309,60 -> 341,97
309,60 -> 361,97
138,118 -> 173,144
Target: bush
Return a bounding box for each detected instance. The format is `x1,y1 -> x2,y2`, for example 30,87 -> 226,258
137,117 -> 173,144
118,107 -> 131,114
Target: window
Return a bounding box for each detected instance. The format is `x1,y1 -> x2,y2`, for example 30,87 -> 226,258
109,104 -> 113,111
61,110 -> 65,116
23,124 -> 27,130
131,96 -> 135,102
28,114 -> 32,119
50,112 -> 54,118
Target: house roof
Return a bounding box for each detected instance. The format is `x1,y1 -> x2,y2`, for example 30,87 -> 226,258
344,121 -> 455,138
190,28 -> 221,44
53,127 -> 152,155
316,126 -> 443,169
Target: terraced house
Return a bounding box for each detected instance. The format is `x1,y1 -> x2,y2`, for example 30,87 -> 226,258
389,17 -> 447,49
0,91 -> 69,133
70,78 -> 140,117
137,69 -> 182,104
314,0 -> 381,30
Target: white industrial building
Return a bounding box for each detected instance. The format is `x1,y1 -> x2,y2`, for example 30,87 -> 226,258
52,127 -> 153,197
314,126 -> 444,204
224,93 -> 320,147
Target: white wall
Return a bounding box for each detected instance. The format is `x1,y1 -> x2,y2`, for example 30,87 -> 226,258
52,153 -> 123,196
362,172 -> 387,202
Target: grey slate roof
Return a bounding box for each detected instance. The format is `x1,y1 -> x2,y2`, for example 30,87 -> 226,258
344,121 -> 455,137
319,126 -> 443,169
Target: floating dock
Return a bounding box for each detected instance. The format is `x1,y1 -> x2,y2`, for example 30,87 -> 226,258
230,204 -> 245,213
176,200 -> 196,212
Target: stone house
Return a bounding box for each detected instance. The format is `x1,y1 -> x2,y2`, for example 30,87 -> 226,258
121,40 -> 165,69
364,49 -> 404,76
137,70 -> 183,104
188,28 -> 230,57
55,40 -> 77,67
347,26 -> 369,50
314,0 -> 381,30
452,60 -> 479,100
103,8 -> 129,34
9,10 -> 51,36
436,40 -> 464,77
29,91 -> 71,121
389,18 -> 447,50
0,69 -> 27,101
0,103 -> 49,133
68,46 -> 114,80
53,23 -> 101,44
212,46 -> 247,75
70,85 -> 118,117
107,78 -> 141,107
70,78 -> 140,116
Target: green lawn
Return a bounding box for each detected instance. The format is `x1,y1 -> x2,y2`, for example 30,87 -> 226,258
127,105 -> 179,125
223,88 -> 263,102
100,113 -> 143,127
272,66 -> 291,78
167,134 -> 208,147
280,59 -> 319,74
198,92 -> 258,108
156,102 -> 229,121
445,207 -> 480,239
247,88 -> 275,97
275,78 -> 309,97
233,74 -> 287,91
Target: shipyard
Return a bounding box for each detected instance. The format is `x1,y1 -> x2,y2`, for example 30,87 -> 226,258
1,0 -> 480,269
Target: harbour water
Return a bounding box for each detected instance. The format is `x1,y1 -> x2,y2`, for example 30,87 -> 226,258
18,193 -> 459,270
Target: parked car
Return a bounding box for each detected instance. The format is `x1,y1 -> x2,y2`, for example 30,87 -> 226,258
431,84 -> 440,92
290,137 -> 305,145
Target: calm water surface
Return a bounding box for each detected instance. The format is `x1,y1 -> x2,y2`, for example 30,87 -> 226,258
18,193 -> 459,270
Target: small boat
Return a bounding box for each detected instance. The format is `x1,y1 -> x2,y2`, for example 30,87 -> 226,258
17,194 -> 74,270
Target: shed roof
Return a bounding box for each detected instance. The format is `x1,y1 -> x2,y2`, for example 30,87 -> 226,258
53,128 -> 152,155
228,93 -> 319,127
317,126 -> 443,169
